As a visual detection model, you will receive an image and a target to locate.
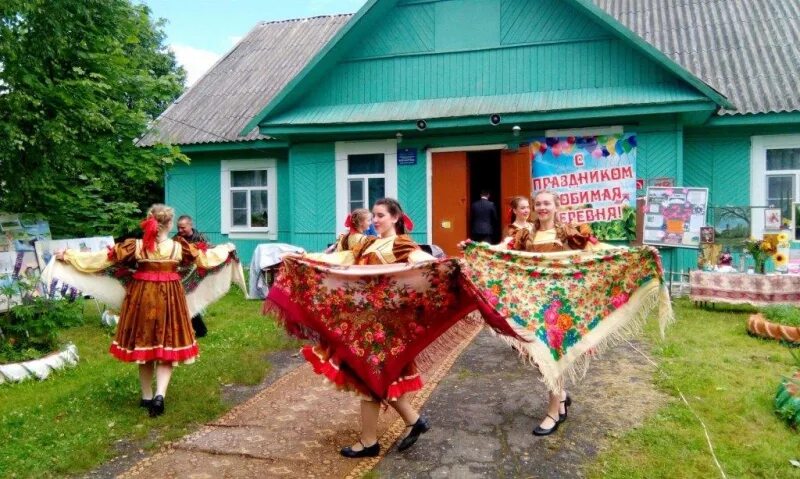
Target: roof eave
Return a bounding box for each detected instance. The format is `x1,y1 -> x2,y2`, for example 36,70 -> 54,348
704,111 -> 800,127
261,100 -> 716,138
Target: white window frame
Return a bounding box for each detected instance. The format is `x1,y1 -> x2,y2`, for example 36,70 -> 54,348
220,158 -> 278,240
750,134 -> 800,238
335,140 -> 398,231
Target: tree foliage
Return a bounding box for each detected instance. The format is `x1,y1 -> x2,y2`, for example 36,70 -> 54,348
0,0 -> 187,238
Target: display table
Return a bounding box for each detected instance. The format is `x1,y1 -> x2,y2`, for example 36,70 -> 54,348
689,271 -> 800,306
248,243 -> 305,299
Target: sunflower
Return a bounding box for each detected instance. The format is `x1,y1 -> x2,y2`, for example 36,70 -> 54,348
774,252 -> 789,266
778,231 -> 790,243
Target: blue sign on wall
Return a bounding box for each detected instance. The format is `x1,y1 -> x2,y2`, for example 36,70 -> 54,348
397,148 -> 417,166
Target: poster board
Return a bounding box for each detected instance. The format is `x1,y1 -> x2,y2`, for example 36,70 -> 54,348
0,213 -> 51,252
0,251 -> 41,312
643,187 -> 709,248
531,133 -> 637,241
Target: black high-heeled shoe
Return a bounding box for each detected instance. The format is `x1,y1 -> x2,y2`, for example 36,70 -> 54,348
397,415 -> 430,451
558,394 -> 572,423
340,440 -> 380,458
149,395 -> 165,417
532,414 -> 560,436
139,398 -> 153,409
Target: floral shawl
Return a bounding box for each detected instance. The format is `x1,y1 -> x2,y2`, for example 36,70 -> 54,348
265,255 -> 478,399
461,242 -> 673,392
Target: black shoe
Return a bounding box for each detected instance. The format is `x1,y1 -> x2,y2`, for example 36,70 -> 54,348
533,414 -> 560,436
397,415 -> 430,451
139,398 -> 153,409
558,394 -> 572,423
192,315 -> 208,338
149,395 -> 165,417
340,440 -> 380,458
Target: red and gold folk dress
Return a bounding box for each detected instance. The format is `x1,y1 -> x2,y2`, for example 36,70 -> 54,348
333,230 -> 369,252
303,234 -> 433,400
61,238 -> 232,364
509,224 -> 590,253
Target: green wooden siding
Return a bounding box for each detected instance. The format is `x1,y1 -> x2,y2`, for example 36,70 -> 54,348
308,39 -> 691,108
287,143 -> 337,251
501,0 -> 609,45
348,3 -> 434,59
397,140 -> 429,244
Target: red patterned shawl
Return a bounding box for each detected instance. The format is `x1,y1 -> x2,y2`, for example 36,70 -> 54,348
265,255 -> 478,399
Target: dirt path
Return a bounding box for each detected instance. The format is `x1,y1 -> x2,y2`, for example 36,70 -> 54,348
375,330 -> 669,478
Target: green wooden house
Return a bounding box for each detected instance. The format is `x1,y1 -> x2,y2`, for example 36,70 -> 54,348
142,0 -> 800,272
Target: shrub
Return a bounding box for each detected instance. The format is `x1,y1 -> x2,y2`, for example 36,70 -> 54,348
0,277 -> 84,363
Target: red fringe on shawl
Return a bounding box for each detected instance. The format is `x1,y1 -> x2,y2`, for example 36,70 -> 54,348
301,344 -> 424,400
109,342 -> 198,363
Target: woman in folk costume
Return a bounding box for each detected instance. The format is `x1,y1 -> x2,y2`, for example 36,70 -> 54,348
500,190 -> 593,435
504,195 -> 533,239
53,204 -> 236,417
333,208 -> 372,252
296,198 -> 434,458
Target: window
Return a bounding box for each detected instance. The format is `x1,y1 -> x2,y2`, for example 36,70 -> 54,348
751,135 -> 800,237
221,159 -> 277,239
766,149 -> 800,221
347,153 -> 386,211
335,140 -> 398,232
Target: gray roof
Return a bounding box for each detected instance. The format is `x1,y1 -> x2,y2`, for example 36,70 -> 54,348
138,14 -> 352,146
142,1 -> 800,147
595,0 -> 800,115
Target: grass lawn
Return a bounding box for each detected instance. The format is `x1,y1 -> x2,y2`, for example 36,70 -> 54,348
588,298 -> 800,478
0,289 -> 294,478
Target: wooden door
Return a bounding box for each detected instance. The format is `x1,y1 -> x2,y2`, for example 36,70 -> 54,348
500,148 -> 533,235
432,151 -> 468,256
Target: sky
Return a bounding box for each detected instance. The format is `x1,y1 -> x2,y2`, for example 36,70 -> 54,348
140,0 -> 369,85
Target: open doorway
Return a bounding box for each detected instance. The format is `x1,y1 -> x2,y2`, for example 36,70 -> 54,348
468,150 -> 502,244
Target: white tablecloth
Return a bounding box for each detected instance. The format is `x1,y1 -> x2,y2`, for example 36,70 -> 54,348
248,243 -> 305,299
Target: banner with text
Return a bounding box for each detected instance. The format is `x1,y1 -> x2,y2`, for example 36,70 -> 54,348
531,134 -> 637,241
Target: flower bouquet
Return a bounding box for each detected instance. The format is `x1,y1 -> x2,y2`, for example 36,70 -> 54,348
743,236 -> 778,274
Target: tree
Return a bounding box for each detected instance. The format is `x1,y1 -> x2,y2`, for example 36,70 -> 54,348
0,0 -> 187,238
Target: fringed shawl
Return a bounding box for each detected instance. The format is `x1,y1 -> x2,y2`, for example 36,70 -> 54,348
461,242 -> 673,392
265,255 -> 478,399
40,253 -> 248,317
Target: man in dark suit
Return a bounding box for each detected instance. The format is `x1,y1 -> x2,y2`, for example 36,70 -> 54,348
470,190 -> 499,243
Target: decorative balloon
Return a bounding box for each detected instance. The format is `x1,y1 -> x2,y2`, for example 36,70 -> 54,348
601,147 -> 610,157
545,137 -> 559,147
591,149 -> 603,159
552,145 -> 562,157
